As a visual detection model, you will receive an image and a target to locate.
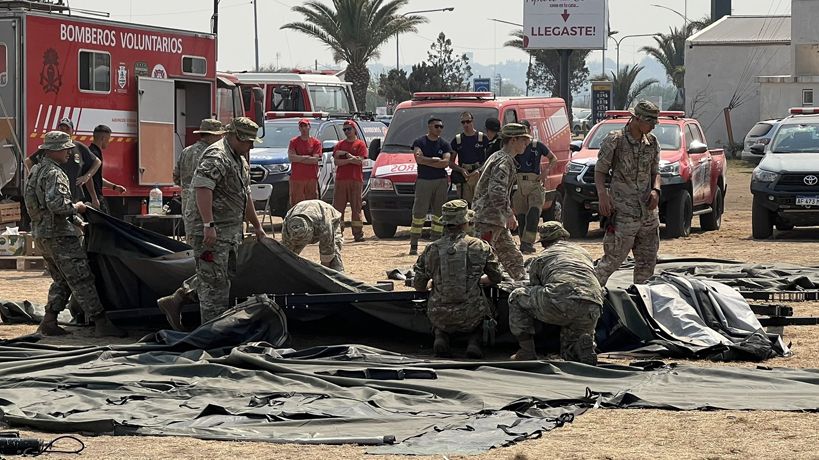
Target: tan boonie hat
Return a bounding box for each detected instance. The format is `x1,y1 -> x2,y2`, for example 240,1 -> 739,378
538,221 -> 570,243
194,119 -> 226,135
629,100 -> 660,124
440,199 -> 470,226
228,117 -> 262,143
39,131 -> 75,151
500,123 -> 533,139
284,215 -> 313,244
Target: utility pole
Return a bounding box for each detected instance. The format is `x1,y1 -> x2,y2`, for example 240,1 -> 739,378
211,0 -> 219,35
253,0 -> 259,71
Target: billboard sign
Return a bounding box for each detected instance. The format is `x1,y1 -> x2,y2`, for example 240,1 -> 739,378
591,80 -> 613,125
473,77 -> 491,92
523,0 -> 608,50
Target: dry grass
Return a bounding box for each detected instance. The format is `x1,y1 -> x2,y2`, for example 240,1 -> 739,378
3,159 -> 819,458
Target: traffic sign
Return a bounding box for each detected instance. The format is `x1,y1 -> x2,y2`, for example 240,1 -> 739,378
473,78 -> 491,92
523,0 -> 609,50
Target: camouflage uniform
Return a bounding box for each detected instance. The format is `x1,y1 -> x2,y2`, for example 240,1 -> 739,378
472,147 -> 526,281
281,199 -> 344,271
188,127 -> 254,323
594,104 -> 661,286
174,119 -> 226,237
508,232 -> 603,363
413,200 -> 503,358
24,135 -> 104,321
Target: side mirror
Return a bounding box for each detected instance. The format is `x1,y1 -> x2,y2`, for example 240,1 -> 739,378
750,143 -> 766,155
369,138 -> 382,160
322,140 -> 338,153
569,140 -> 582,152
252,87 -> 265,137
688,140 -> 708,154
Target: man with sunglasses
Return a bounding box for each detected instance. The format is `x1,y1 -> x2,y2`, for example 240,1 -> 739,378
449,112 -> 488,204
594,100 -> 662,286
332,120 -> 367,242
409,118 -> 452,255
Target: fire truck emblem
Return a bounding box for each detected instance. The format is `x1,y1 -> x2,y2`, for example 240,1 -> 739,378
151,64 -> 167,79
39,48 -> 62,94
117,64 -> 128,89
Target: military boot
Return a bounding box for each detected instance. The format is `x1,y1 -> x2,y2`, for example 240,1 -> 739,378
37,309 -> 69,336
92,313 -> 128,338
520,242 -> 536,254
157,287 -> 186,331
510,334 -> 538,360
568,333 -> 598,366
465,329 -> 483,359
409,237 -> 419,256
432,329 -> 451,357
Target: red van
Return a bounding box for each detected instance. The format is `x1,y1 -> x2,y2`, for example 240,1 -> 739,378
366,92 -> 571,238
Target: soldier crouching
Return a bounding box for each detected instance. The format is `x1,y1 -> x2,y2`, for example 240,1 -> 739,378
508,221 -> 603,365
413,199 -> 503,358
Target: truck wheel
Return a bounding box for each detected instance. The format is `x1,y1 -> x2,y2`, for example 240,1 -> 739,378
363,202 -> 372,225
752,197 -> 774,239
665,190 -> 692,238
699,187 -> 723,231
372,221 -> 397,239
562,196 -> 589,238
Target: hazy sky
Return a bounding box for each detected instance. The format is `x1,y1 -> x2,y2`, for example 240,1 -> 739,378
69,0 -> 792,72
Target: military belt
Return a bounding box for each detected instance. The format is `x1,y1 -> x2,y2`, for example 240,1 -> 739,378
515,173 -> 539,181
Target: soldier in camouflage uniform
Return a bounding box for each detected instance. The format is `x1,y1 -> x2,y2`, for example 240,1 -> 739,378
508,221 -> 603,365
594,101 -> 662,286
413,199 -> 502,358
159,118 -> 267,328
281,199 -> 345,271
471,123 -> 530,281
25,131 -> 126,337
173,119 -> 226,236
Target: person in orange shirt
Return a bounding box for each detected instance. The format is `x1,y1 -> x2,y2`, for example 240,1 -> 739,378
287,118 -> 321,206
332,120 -> 367,242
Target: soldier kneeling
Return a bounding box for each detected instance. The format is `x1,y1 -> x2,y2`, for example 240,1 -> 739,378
508,221 -> 603,365
413,199 -> 503,358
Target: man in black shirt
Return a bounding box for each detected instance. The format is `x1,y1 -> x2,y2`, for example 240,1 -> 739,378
409,117 -> 452,255
86,125 -> 127,213
449,111 -> 488,205
484,117 -> 502,158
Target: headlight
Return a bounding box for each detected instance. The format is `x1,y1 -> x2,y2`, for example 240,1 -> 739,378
370,178 -> 393,191
752,168 -> 779,183
658,160 -> 680,176
264,163 -> 291,174
567,160 -> 586,174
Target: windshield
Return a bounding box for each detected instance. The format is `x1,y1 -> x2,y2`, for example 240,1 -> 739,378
747,122 -> 775,138
308,85 -> 354,114
770,123 -> 819,153
585,122 -> 681,150
257,122 -> 317,149
381,107 -> 499,152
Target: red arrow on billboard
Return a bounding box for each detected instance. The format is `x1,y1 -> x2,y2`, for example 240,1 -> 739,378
561,9 -> 570,22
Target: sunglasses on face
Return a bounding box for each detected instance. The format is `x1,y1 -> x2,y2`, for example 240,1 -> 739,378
433,124 -> 444,129
342,127 -> 353,132
461,120 -> 473,125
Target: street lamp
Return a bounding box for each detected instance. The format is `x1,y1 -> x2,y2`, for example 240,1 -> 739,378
611,33 -> 662,74
396,8 -> 455,71
651,3 -> 688,25
488,19 -> 527,95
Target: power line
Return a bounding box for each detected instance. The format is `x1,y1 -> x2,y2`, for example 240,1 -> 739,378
110,1 -> 249,18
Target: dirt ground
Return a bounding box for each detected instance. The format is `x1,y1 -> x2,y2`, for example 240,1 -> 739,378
3,159 -> 819,459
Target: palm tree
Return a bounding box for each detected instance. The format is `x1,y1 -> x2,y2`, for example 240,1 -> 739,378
594,65 -> 658,110
281,0 -> 427,111
640,18 -> 712,109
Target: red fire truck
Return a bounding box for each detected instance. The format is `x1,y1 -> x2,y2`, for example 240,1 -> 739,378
0,3 -> 258,217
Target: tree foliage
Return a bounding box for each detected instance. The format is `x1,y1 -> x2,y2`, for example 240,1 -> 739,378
425,32 -> 472,92
377,69 -> 412,105
593,65 -> 659,110
504,30 -> 590,100
281,0 -> 427,111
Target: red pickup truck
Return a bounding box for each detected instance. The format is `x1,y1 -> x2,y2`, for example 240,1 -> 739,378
561,111 -> 727,238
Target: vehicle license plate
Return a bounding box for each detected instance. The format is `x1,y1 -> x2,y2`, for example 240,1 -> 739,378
795,195 -> 819,206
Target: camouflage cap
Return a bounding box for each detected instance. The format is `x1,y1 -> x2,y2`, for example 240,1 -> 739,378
227,117 -> 262,143
500,123 -> 533,139
284,215 -> 313,244
538,221 -> 570,243
39,131 -> 75,151
629,100 -> 660,124
193,119 -> 226,135
440,199 -> 470,226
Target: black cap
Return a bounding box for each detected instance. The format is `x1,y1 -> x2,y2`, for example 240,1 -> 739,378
485,117 -> 501,132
